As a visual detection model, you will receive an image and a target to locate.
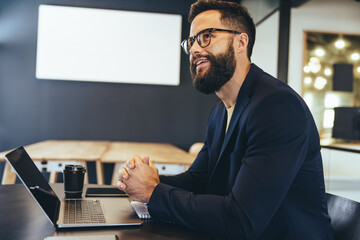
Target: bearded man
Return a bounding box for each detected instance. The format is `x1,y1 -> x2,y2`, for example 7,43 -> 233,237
117,1 -> 335,239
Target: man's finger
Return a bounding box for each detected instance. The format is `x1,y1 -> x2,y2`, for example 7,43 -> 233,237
142,156 -> 150,165
126,157 -> 136,169
117,180 -> 127,191
134,155 -> 144,164
119,167 -> 130,180
148,159 -> 156,168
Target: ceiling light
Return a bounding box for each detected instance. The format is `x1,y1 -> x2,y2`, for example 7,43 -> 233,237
351,53 -> 360,61
335,39 -> 345,49
304,77 -> 312,85
324,68 -> 332,76
309,57 -> 321,73
303,65 -> 310,73
315,48 -> 325,57
310,57 -> 320,63
314,76 -> 327,90
310,64 -> 321,73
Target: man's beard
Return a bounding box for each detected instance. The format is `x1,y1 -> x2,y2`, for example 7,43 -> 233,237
190,40 -> 236,95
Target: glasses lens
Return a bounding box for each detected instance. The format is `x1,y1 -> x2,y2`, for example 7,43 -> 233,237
181,40 -> 188,54
181,29 -> 212,54
198,29 -> 211,48
187,37 -> 195,52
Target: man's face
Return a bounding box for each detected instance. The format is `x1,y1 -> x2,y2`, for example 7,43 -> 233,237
190,40 -> 236,94
189,10 -> 237,94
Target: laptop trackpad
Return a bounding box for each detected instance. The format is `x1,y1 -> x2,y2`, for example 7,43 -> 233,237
100,197 -> 142,225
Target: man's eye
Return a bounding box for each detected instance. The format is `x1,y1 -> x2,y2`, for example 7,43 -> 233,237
189,38 -> 195,46
203,33 -> 210,39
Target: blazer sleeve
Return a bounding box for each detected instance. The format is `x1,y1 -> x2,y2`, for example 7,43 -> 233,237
148,90 -> 310,239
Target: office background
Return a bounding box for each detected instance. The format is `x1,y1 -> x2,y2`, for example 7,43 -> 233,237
0,0 -> 221,153
1,0 -> 360,185
0,0 -> 219,183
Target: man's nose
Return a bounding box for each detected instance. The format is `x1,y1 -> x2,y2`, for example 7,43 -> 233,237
190,39 -> 202,56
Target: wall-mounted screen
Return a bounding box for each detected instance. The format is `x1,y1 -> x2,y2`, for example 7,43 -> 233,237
36,5 -> 182,86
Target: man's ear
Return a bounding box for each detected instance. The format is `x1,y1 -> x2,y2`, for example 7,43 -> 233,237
235,33 -> 249,54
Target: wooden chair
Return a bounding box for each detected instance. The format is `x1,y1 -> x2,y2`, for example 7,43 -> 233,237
2,161 -> 88,185
1,162 -> 17,184
188,142 -> 204,156
327,193 -> 360,240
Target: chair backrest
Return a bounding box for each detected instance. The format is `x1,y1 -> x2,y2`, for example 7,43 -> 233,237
188,142 -> 204,156
327,193 -> 360,240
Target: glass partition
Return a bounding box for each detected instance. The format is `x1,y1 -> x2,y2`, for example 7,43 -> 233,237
302,31 -> 360,141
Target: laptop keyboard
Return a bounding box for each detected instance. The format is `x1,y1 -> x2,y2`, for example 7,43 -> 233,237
63,199 -> 106,224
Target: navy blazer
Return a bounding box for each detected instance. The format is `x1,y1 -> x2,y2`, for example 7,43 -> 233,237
148,64 -> 334,239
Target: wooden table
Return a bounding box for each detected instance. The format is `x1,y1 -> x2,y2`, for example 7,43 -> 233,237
1,140 -> 196,186
321,143 -> 360,153
0,184 -> 211,240
0,140 -> 110,185
101,142 -> 196,185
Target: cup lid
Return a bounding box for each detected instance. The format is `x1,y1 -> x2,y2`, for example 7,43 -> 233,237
64,164 -> 86,172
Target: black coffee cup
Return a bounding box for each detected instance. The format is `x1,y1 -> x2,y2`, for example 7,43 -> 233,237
63,164 -> 86,198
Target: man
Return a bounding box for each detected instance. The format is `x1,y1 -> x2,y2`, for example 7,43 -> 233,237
118,0 -> 335,239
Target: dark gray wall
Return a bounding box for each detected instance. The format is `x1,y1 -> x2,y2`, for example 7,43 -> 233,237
0,0 -> 219,152
0,0 -> 219,182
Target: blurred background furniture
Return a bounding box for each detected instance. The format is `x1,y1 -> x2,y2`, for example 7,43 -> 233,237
0,140 -> 196,186
321,143 -> 360,202
100,142 -> 195,185
0,140 -> 110,185
327,193 -> 360,240
188,142 -> 204,156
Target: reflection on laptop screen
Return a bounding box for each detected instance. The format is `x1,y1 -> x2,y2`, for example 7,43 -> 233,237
5,146 -> 60,224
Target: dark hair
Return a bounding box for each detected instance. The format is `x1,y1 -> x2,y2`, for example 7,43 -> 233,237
188,0 -> 256,60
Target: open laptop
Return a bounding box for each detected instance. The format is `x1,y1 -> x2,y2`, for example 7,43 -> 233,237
5,146 -> 142,228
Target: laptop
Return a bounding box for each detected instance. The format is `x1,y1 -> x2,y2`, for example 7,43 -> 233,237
5,146 -> 142,228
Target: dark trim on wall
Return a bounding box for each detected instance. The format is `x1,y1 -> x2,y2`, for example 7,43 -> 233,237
291,0 -> 309,7
277,0 -> 291,83
255,8 -> 278,26
321,145 -> 360,155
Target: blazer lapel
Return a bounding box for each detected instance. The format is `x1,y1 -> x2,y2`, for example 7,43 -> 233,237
208,106 -> 226,172
220,94 -> 250,158
209,95 -> 249,178
209,64 -> 263,179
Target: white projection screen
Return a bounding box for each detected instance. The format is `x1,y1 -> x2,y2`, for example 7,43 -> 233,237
36,5 -> 182,85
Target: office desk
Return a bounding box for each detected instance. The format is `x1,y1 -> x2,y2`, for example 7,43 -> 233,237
0,140 -> 196,186
320,142 -> 360,201
321,143 -> 360,153
0,140 -> 110,185
101,142 -> 196,185
0,184 -> 210,240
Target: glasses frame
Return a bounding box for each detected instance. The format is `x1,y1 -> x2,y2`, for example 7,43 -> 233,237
181,28 -> 241,54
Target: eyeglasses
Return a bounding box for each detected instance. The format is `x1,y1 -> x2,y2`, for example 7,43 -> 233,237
181,28 -> 241,55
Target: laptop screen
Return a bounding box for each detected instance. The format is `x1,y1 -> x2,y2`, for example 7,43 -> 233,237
5,146 -> 60,225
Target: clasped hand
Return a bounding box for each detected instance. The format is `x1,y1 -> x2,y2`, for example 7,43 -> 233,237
117,155 -> 160,203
